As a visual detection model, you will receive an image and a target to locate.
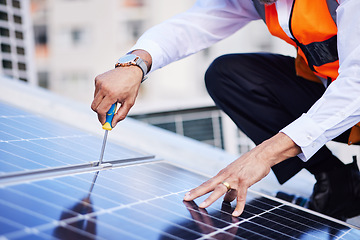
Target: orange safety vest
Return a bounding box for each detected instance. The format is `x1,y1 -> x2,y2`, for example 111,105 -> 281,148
252,0 -> 360,145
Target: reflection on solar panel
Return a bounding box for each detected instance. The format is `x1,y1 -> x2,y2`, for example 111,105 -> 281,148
1,101 -> 360,239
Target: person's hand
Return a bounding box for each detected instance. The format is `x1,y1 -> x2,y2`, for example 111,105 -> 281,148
91,66 -> 142,127
184,133 -> 301,217
91,49 -> 152,128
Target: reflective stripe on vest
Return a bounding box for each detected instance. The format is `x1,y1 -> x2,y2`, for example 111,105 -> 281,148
252,0 -> 339,81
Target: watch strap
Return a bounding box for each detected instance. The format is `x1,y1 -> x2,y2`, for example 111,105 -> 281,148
115,54 -> 148,82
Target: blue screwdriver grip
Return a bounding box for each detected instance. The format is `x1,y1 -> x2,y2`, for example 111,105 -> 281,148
102,103 -> 117,131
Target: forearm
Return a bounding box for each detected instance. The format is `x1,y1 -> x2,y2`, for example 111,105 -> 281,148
129,0 -> 260,72
255,132 -> 301,167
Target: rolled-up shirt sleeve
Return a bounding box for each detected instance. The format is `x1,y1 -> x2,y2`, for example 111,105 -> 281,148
281,0 -> 360,161
129,0 -> 260,72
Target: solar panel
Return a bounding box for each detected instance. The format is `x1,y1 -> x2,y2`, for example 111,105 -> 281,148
1,101 -> 360,240
0,102 -> 152,175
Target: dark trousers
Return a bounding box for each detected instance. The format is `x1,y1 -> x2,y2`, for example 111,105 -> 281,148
205,53 -> 348,184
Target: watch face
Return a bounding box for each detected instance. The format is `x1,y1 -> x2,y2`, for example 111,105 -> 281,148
118,54 -> 136,63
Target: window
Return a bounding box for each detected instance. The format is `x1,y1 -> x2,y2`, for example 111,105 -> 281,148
126,20 -> 143,42
15,31 -> 23,39
16,46 -> 25,55
13,15 -> 22,24
38,71 -> 49,89
0,11 -> 8,21
2,60 -> 12,69
17,62 -> 26,70
0,27 -> 9,36
12,0 -> 20,8
34,25 -> 47,45
0,0 -> 6,6
1,43 -> 11,53
70,28 -> 84,45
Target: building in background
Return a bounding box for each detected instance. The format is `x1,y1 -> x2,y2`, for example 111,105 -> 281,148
0,0 -> 36,84
29,0 -> 296,156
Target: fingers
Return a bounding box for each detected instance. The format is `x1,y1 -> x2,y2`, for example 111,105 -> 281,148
183,179 -> 248,218
94,96 -> 117,125
111,102 -> 133,127
198,184 -> 229,208
232,187 -> 247,217
223,189 -> 237,203
91,67 -> 141,127
184,179 -> 219,202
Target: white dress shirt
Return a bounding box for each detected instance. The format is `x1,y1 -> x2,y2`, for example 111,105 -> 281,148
130,0 -> 360,161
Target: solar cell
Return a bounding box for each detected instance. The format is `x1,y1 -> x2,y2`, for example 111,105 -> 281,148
1,101 -> 360,240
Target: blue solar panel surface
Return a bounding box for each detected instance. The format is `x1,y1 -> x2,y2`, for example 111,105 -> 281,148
1,101 -> 360,240
0,102 -> 148,175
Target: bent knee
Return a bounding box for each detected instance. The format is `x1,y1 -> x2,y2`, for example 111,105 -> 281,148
205,55 -> 234,95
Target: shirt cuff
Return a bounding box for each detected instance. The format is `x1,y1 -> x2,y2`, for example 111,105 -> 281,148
280,113 -> 328,161
128,39 -> 166,73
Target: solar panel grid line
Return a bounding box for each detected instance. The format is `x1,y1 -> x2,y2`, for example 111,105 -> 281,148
0,215 -> 25,234
196,205 -> 288,240
12,137 -> 98,163
2,186 -> 85,223
244,199 -> 338,238
338,229 -> 354,239
141,163 -> 208,188
0,117 -> 76,141
105,163 -> 200,193
54,219 -> 107,240
0,115 -> 35,118
270,207 -> 345,237
0,148 -> 31,171
102,209 -> 193,240
43,137 -> 109,161
2,141 -> 85,170
62,216 -> 145,240
119,203 -> 218,240
4,114 -> 84,137
71,171 -> 191,208
1,134 -> 92,143
253,189 -> 360,231
0,198 -> 54,225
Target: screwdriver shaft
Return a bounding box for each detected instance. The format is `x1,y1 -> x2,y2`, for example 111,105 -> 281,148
98,130 -> 108,165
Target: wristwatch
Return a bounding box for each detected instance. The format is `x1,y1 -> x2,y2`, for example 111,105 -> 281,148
115,54 -> 148,82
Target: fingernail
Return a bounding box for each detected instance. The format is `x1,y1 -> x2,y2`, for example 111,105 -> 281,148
232,211 -> 240,217
199,201 -> 207,208
183,192 -> 191,200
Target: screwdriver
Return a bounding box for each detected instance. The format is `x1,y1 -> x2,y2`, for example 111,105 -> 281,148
98,103 -> 117,166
